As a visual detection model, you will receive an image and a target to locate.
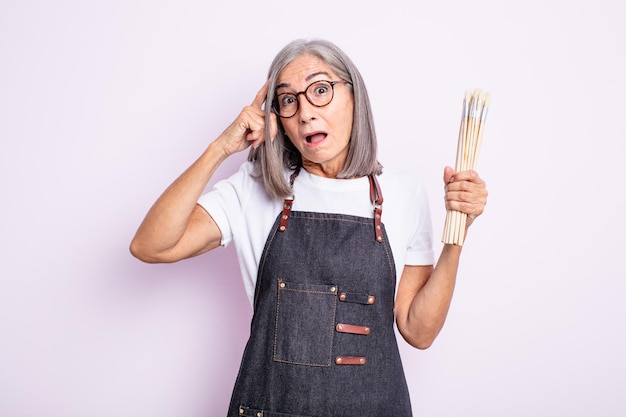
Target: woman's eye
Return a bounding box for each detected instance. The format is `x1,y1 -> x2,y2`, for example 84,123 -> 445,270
313,85 -> 329,96
281,95 -> 296,106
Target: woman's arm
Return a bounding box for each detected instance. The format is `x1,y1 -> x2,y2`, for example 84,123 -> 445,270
129,82 -> 276,263
395,167 -> 487,349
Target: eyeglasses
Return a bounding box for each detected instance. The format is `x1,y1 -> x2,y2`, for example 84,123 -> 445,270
273,79 -> 351,119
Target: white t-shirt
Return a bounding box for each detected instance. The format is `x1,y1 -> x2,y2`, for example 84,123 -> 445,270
198,162 -> 435,304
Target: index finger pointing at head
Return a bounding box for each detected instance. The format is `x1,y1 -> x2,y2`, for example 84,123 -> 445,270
251,80 -> 270,109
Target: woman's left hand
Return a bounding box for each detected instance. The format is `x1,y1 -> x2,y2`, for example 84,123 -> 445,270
443,166 -> 488,229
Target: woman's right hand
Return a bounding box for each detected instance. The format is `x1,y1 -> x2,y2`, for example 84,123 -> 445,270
216,80 -> 278,157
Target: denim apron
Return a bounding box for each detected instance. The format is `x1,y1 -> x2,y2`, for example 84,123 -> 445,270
227,172 -> 413,416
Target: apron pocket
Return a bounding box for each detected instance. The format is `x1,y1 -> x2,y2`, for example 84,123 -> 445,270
273,279 -> 337,366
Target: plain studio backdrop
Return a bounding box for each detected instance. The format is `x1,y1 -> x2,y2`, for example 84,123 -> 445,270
1,0 -> 624,415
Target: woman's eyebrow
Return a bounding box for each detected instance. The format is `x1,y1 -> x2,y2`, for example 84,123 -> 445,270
276,71 -> 332,91
305,71 -> 331,82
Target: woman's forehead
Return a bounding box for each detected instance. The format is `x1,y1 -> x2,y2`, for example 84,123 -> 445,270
277,54 -> 337,88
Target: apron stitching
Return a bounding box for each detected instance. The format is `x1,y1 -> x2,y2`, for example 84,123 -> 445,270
380,224 -> 396,288
272,281 -> 282,364
273,358 -> 332,367
289,215 -> 370,225
255,226 -> 280,309
329,293 -> 337,366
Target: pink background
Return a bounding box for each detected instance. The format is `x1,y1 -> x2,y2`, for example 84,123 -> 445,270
1,0 -> 624,415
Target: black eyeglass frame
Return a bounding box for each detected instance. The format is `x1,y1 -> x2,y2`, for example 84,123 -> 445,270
272,79 -> 352,119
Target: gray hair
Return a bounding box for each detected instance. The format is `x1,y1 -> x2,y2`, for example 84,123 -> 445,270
248,39 -> 382,199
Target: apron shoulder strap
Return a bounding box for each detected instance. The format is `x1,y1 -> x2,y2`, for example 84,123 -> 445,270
369,175 -> 384,243
278,166 -> 300,233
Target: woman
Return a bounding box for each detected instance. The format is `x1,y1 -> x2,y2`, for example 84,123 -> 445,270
130,39 -> 487,417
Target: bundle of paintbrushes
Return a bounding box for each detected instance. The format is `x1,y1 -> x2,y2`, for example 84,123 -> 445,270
442,89 -> 491,246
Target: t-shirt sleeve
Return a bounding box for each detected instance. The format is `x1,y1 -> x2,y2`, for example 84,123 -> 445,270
197,162 -> 252,247
404,179 -> 436,266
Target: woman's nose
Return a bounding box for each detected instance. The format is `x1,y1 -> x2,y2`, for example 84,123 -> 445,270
297,95 -> 317,122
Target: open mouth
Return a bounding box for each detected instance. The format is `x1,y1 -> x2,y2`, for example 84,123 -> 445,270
305,133 -> 327,144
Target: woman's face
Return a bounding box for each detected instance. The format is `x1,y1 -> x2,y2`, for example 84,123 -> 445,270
276,54 -> 354,178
